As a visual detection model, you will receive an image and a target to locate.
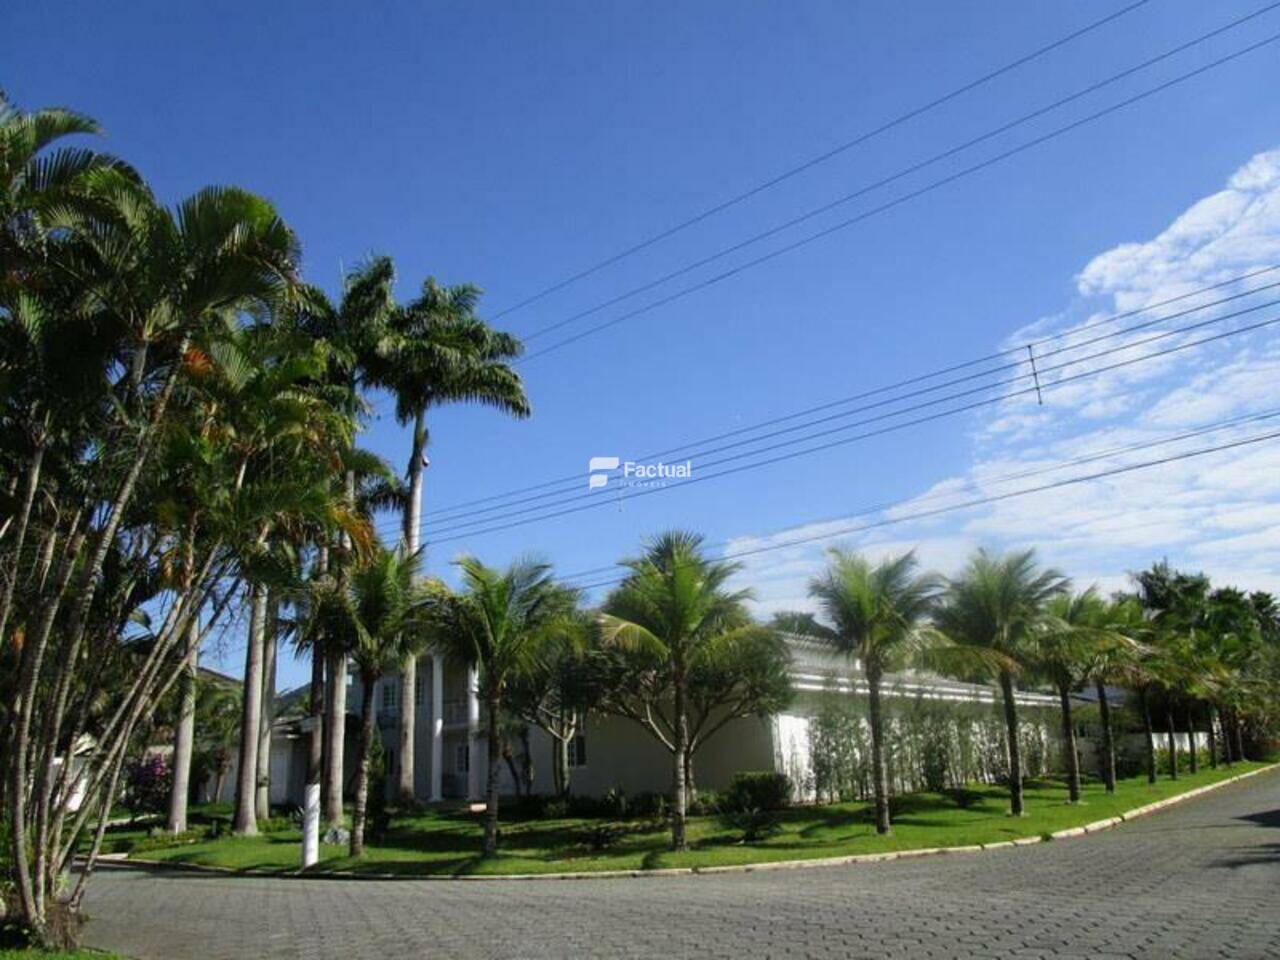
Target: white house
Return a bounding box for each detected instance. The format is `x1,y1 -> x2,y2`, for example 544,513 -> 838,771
262,635 -> 1063,807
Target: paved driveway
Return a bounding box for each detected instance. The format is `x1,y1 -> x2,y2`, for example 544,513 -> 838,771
82,769 -> 1280,960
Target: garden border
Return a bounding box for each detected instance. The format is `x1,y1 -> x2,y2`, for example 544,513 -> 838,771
98,762 -> 1279,883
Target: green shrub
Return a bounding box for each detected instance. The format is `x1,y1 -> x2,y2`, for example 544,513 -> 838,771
131,829 -> 204,854
540,797 -> 571,820
721,772 -> 791,813
943,787 -> 983,810
256,816 -> 294,834
635,792 -> 670,819
688,788 -> 722,816
717,807 -> 781,842
579,823 -> 625,852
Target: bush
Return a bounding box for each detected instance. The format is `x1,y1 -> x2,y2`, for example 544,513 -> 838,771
628,791 -> 669,819
124,754 -> 172,817
131,829 -> 204,854
579,823 -> 625,852
721,772 -> 792,814
943,787 -> 983,810
688,788 -> 722,816
718,807 -> 781,842
257,816 -> 294,834
539,797 -> 571,820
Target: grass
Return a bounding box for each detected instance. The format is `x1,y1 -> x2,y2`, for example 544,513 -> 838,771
107,761 -> 1273,878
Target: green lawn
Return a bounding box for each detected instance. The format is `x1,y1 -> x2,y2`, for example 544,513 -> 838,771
110,762 -> 1273,877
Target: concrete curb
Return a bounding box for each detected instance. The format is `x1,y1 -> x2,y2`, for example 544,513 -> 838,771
103,762 -> 1278,883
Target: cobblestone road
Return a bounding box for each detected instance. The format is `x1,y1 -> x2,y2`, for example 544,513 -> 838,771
81,769 -> 1280,959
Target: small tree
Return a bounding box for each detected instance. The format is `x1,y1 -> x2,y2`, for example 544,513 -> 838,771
425,558 -> 571,857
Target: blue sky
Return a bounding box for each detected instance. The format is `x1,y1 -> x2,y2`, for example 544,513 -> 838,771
9,1 -> 1280,688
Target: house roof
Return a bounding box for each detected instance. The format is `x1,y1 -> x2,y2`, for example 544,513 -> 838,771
781,634 -> 1060,708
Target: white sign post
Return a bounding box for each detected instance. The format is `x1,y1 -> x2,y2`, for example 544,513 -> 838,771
302,782 -> 320,868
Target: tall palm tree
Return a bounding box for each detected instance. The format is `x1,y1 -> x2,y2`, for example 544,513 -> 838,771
1085,598 -> 1147,792
933,548 -> 1068,816
301,546 -> 428,856
425,557 -> 569,857
600,531 -> 751,851
804,549 -> 940,834
371,278 -> 529,802
292,259 -> 397,826
1031,589 -> 1131,803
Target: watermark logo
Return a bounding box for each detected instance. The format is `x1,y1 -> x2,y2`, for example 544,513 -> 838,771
587,456 -> 692,489
587,456 -> 620,490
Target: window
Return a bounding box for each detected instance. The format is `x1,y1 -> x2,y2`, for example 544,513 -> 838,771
567,733 -> 587,768
380,678 -> 400,714
455,744 -> 470,774
415,668 -> 426,706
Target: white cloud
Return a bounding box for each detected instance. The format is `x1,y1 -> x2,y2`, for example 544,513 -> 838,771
732,148 -> 1280,614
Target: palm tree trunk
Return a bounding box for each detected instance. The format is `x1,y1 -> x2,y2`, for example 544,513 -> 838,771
1207,708 -> 1218,769
323,651 -> 348,827
1095,679 -> 1116,793
866,664 -> 892,835
1214,707 -> 1230,767
233,583 -> 268,835
166,617 -> 200,833
1139,688 -> 1156,783
307,647 -> 325,786
1232,714 -> 1246,762
255,597 -> 278,820
671,668 -> 690,851
350,676 -> 376,857
554,734 -> 569,797
481,701 -> 501,855
483,696 -> 503,857
397,409 -> 427,802
998,670 -> 1024,816
0,435 -> 44,644
1058,679 -> 1080,803
1164,706 -> 1178,780
1185,706 -> 1198,774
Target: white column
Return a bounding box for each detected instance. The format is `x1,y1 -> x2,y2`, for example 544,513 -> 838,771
430,654 -> 444,802
467,665 -> 482,800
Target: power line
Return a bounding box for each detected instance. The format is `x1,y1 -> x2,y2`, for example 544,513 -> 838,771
516,4 -> 1278,347
517,27 -> 1280,363
555,406 -> 1280,583
387,275 -> 1280,533
567,426 -> 1280,593
421,301 -> 1280,539
424,312 -> 1280,545
492,1 -> 1154,324
375,265 -> 1279,534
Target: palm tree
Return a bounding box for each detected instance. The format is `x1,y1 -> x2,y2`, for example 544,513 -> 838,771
425,557 -> 568,856
600,531 -> 751,850
1030,589 -> 1131,803
292,259 -> 398,826
1086,598 -> 1147,792
301,546 -> 428,856
804,549 -> 940,834
933,548 -> 1068,816
371,278 -> 529,803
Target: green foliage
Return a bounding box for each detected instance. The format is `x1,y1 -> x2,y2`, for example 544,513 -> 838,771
809,685 -> 868,802
722,771 -> 792,813
717,806 -> 782,843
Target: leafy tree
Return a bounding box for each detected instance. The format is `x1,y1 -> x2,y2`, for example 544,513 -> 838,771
932,549 -> 1068,816
424,557 -> 568,857
301,546 -> 429,856
599,531 -> 752,851
369,277 -> 529,802
803,549 -> 940,834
